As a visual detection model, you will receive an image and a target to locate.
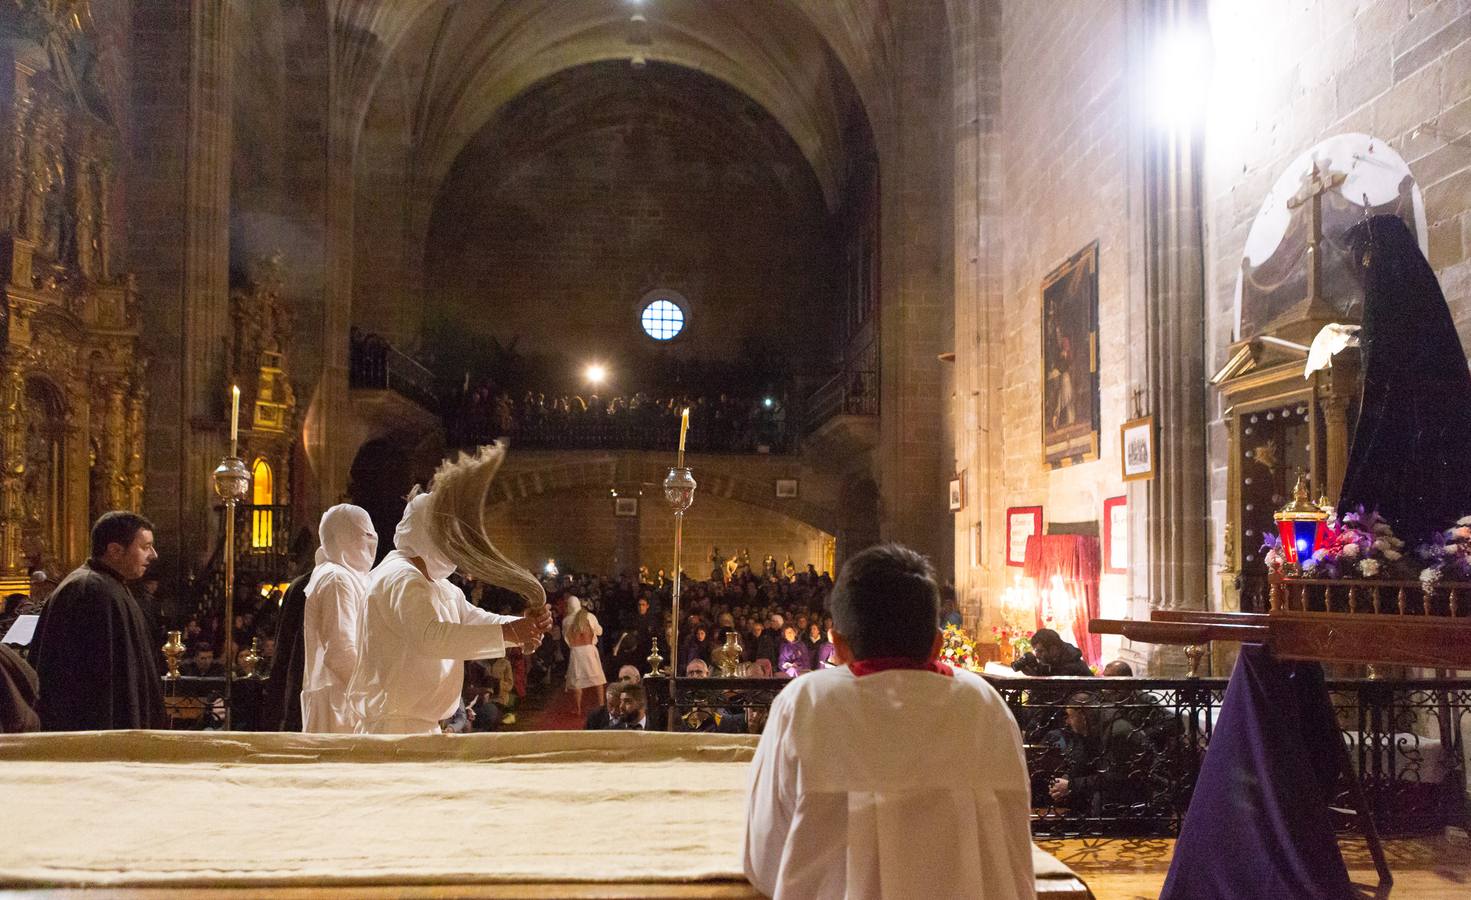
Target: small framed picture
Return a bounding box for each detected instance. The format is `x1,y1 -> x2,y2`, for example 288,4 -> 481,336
1103,495 -> 1127,574
614,498 -> 639,517
1121,415 -> 1155,482
775,478 -> 799,499
1006,506 -> 1043,567
948,472 -> 965,512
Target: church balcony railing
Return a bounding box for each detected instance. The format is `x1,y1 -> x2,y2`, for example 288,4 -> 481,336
450,402 -> 796,455
349,331 -> 439,412
804,369 -> 878,435
644,674 -> 1470,838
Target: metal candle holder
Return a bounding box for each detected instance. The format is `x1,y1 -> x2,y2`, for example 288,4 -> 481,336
211,455 -> 250,730
663,465 -> 696,728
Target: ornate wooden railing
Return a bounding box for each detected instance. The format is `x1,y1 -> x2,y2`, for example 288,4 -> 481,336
645,674 -> 1470,838
1271,574 -> 1471,618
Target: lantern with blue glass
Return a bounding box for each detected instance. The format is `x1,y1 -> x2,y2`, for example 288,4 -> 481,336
1273,474 -> 1332,571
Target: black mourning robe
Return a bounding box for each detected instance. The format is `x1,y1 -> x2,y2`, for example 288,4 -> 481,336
1337,215 -> 1471,542
32,561 -> 165,730
262,573 -> 309,732
0,643 -> 39,732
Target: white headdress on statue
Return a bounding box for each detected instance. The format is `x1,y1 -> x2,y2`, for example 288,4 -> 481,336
420,442 -> 547,611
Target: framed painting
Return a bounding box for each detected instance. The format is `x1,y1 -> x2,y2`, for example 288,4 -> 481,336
1006,506 -> 1042,568
1103,495 -> 1127,574
948,472 -> 965,512
775,478 -> 799,499
614,498 -> 639,517
1042,242 -> 1100,468
1121,416 -> 1155,482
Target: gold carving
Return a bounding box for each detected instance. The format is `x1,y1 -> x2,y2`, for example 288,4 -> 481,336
0,7 -> 142,577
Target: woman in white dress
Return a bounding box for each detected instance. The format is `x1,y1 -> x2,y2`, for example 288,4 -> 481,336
562,596 -> 606,716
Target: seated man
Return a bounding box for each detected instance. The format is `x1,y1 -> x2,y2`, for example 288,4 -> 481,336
744,544 -> 1034,899
610,683 -> 647,730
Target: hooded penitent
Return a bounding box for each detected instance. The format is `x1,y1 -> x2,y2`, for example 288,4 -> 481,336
393,491 -> 454,581
345,444 -> 534,734
300,504 -> 377,733
1336,215 -> 1471,543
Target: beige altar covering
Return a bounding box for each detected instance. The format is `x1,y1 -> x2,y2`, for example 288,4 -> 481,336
0,731 -> 1083,893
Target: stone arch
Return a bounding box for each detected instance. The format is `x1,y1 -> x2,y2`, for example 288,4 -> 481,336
486,452 -> 842,539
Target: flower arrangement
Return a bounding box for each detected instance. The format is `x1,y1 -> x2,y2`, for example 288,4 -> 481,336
1264,506 -> 1471,593
989,625 -> 1032,662
1262,507 -> 1410,579
940,624 -> 987,673
1414,516 -> 1471,585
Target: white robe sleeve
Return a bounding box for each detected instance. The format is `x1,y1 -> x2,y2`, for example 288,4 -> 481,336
387,575 -> 508,660
744,689 -> 796,897
312,570 -> 360,687
455,594 -> 520,627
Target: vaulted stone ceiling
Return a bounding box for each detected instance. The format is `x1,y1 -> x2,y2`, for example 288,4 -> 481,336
331,0 -> 894,207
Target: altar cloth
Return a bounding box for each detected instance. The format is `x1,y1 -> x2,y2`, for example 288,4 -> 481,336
0,730 -> 1083,895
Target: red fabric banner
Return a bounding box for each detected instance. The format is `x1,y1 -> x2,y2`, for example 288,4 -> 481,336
1022,533 -> 1102,666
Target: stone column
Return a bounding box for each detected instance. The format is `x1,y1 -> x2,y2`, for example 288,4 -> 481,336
1136,0 -> 1211,614
130,0 -> 234,592
877,0 -> 955,574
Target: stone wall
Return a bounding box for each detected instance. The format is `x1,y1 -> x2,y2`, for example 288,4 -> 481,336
951,1 -> 1138,654
421,61 -> 839,383
1203,0 -> 1471,606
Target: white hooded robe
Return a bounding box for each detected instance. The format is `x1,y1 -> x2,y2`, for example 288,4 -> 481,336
300,504 -> 377,733
346,493 -> 521,734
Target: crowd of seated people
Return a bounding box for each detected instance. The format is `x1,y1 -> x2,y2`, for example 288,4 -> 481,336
448,387 -> 792,453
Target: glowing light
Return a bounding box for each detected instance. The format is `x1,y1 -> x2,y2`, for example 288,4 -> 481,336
640,299 -> 685,340
544,559 -> 559,577
585,364 -> 607,385
1152,27 -> 1212,133
763,397 -> 774,409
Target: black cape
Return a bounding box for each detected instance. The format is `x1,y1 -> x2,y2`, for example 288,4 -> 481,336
1338,215 -> 1471,542
32,561 -> 165,730
0,643 -> 39,732
262,573 -> 309,732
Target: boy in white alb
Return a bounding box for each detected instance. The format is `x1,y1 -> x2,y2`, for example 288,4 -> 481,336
744,544 -> 1035,899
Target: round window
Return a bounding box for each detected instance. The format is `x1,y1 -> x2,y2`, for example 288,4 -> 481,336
640,298 -> 686,341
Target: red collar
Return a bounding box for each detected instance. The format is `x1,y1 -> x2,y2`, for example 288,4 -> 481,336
849,657 -> 954,678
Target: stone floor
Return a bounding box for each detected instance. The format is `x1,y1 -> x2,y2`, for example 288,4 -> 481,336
1042,832 -> 1471,899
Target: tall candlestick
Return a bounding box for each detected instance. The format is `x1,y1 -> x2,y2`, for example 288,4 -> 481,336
677,407 -> 689,467
229,385 -> 240,458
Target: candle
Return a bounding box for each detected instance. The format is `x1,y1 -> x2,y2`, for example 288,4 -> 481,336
230,385 -> 240,458
677,407 -> 690,467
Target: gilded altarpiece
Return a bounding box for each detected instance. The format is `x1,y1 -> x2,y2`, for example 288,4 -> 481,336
230,254 -> 297,569
0,4 -> 144,584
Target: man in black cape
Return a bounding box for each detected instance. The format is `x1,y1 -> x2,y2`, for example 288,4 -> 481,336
1337,214 -> 1471,541
31,512 -> 165,730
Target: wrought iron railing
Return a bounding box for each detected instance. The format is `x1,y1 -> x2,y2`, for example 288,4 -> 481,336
187,503 -> 292,624
475,409 -> 795,455
805,369 -> 878,434
349,332 -> 438,410
645,674 -> 1470,837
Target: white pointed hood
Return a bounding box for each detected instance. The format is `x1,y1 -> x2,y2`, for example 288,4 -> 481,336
306,504 -> 376,596
394,491 -> 455,581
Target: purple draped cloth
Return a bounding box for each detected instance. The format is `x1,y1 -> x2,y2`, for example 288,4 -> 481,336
1161,644 -> 1354,900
